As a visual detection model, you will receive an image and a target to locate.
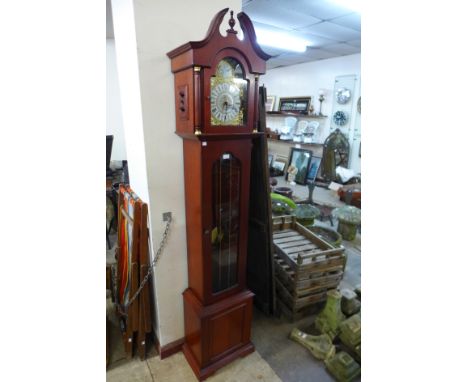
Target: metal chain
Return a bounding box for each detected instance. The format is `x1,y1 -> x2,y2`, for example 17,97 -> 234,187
116,217 -> 172,317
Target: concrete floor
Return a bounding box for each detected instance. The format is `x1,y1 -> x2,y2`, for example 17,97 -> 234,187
107,348 -> 282,382
107,198 -> 361,381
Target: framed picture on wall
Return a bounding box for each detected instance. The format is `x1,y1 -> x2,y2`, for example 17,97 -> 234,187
279,96 -> 311,114
306,156 -> 322,182
285,148 -> 313,185
265,95 -> 276,112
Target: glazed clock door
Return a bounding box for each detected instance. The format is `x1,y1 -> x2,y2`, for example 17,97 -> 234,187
203,50 -> 256,134
201,140 -> 252,304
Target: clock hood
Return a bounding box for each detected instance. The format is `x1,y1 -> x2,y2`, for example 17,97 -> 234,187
167,8 -> 271,74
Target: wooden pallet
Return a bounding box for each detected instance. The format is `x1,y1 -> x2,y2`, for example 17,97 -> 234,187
272,216 -> 346,320
275,295 -> 323,321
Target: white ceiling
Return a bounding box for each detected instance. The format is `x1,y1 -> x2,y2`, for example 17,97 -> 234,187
242,0 -> 360,69
106,0 -> 361,69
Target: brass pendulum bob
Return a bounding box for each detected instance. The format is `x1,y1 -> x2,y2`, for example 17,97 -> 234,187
289,328 -> 336,361
315,289 -> 346,340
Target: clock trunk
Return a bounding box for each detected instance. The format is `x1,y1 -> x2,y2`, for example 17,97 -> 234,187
182,138 -> 253,305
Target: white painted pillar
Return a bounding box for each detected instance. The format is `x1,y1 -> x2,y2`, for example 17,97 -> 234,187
106,39 -> 127,162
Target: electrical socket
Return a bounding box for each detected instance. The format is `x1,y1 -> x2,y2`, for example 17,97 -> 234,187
163,212 -> 172,222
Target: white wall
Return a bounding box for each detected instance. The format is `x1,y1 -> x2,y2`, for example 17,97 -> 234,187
106,39 -> 127,161
110,0 -> 150,207
111,0 -> 241,347
263,54 -> 361,173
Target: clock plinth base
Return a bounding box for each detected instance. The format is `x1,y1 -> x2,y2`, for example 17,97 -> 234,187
182,341 -> 254,381
182,288 -> 255,381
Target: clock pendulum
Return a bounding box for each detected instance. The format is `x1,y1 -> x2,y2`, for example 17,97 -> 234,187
167,9 -> 270,381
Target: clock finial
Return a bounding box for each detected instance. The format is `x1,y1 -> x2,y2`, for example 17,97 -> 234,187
227,10 -> 238,34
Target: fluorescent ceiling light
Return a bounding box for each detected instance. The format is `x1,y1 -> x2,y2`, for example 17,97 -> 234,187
329,0 -> 362,13
255,29 -> 311,53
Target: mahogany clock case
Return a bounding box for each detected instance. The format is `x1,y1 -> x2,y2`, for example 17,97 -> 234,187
167,8 -> 271,381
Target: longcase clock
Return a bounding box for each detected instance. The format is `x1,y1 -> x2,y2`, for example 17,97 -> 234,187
167,8 -> 270,381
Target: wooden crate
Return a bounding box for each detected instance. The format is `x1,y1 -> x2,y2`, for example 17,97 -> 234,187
272,216 -> 346,320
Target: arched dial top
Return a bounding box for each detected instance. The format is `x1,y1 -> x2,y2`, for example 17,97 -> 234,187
167,8 -> 271,74
210,58 -> 248,126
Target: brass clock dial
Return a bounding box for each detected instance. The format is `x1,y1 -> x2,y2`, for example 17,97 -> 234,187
210,58 -> 247,126
211,82 -> 241,123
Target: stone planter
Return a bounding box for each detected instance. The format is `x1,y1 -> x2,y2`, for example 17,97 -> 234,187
289,328 -> 335,360
315,290 -> 346,340
308,226 -> 342,247
332,206 -> 361,241
339,313 -> 361,360
337,220 -> 358,241
295,204 -> 320,226
340,289 -> 361,316
325,351 -> 361,382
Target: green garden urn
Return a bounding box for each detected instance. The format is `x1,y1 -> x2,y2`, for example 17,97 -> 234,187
333,205 -> 361,241
289,328 -> 336,360
315,290 -> 346,339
